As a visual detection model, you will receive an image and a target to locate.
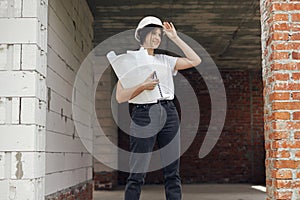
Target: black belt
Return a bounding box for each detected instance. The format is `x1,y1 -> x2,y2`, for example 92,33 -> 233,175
130,99 -> 174,107
129,100 -> 175,116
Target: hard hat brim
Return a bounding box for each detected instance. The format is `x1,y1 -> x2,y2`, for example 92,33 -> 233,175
135,16 -> 163,42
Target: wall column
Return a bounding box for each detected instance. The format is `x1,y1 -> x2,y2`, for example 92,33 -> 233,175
0,0 -> 48,199
261,0 -> 300,199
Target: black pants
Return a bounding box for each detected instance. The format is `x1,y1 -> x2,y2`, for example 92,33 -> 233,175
125,100 -> 182,200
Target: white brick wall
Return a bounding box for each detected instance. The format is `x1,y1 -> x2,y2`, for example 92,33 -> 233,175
0,178 -> 44,200
22,44 -> 47,77
0,0 -> 48,199
0,97 -> 19,124
0,44 -> 21,70
0,125 -> 45,151
10,152 -> 45,179
45,167 -> 92,195
0,0 -> 22,17
94,67 -> 119,174
0,0 -> 94,198
46,153 -> 92,174
0,18 -> 39,44
45,0 -> 93,196
0,71 -> 45,99
21,97 -> 46,126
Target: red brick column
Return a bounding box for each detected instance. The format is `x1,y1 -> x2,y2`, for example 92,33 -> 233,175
261,0 -> 300,199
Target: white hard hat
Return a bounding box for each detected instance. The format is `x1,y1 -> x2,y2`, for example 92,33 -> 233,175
135,16 -> 163,42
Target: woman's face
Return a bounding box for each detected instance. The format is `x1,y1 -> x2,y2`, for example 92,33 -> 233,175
142,28 -> 162,49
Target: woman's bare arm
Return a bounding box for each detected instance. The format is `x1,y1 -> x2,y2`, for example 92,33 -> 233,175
116,72 -> 159,103
163,22 -> 202,70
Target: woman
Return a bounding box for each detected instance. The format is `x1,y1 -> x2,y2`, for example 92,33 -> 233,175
116,16 -> 201,200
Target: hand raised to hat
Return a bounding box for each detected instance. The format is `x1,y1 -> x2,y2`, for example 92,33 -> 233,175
163,22 -> 178,41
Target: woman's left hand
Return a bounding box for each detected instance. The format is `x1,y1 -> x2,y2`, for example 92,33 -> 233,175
163,22 -> 178,40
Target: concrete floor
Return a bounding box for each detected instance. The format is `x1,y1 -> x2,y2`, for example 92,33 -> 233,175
93,184 -> 266,200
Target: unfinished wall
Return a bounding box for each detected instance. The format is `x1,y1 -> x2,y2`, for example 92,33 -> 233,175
94,67 -> 118,190
118,69 -> 265,185
45,0 -> 94,199
91,0 -> 264,188
0,0 -> 48,199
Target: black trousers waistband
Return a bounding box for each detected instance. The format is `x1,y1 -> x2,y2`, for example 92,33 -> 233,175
128,100 -> 177,118
130,100 -> 174,107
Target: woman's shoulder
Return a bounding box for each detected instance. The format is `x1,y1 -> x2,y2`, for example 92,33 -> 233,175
155,54 -> 171,62
155,54 -> 178,62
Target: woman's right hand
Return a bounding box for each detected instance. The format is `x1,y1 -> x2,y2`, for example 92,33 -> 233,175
142,72 -> 159,90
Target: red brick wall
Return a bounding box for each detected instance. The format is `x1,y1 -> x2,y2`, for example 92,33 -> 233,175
45,181 -> 93,200
261,0 -> 300,199
251,71 -> 266,184
94,171 -> 118,190
118,69 -> 265,184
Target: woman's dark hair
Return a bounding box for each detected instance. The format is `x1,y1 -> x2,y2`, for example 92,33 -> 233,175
138,24 -> 163,45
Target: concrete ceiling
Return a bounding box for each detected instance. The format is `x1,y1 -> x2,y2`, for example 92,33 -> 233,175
88,0 -> 261,69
